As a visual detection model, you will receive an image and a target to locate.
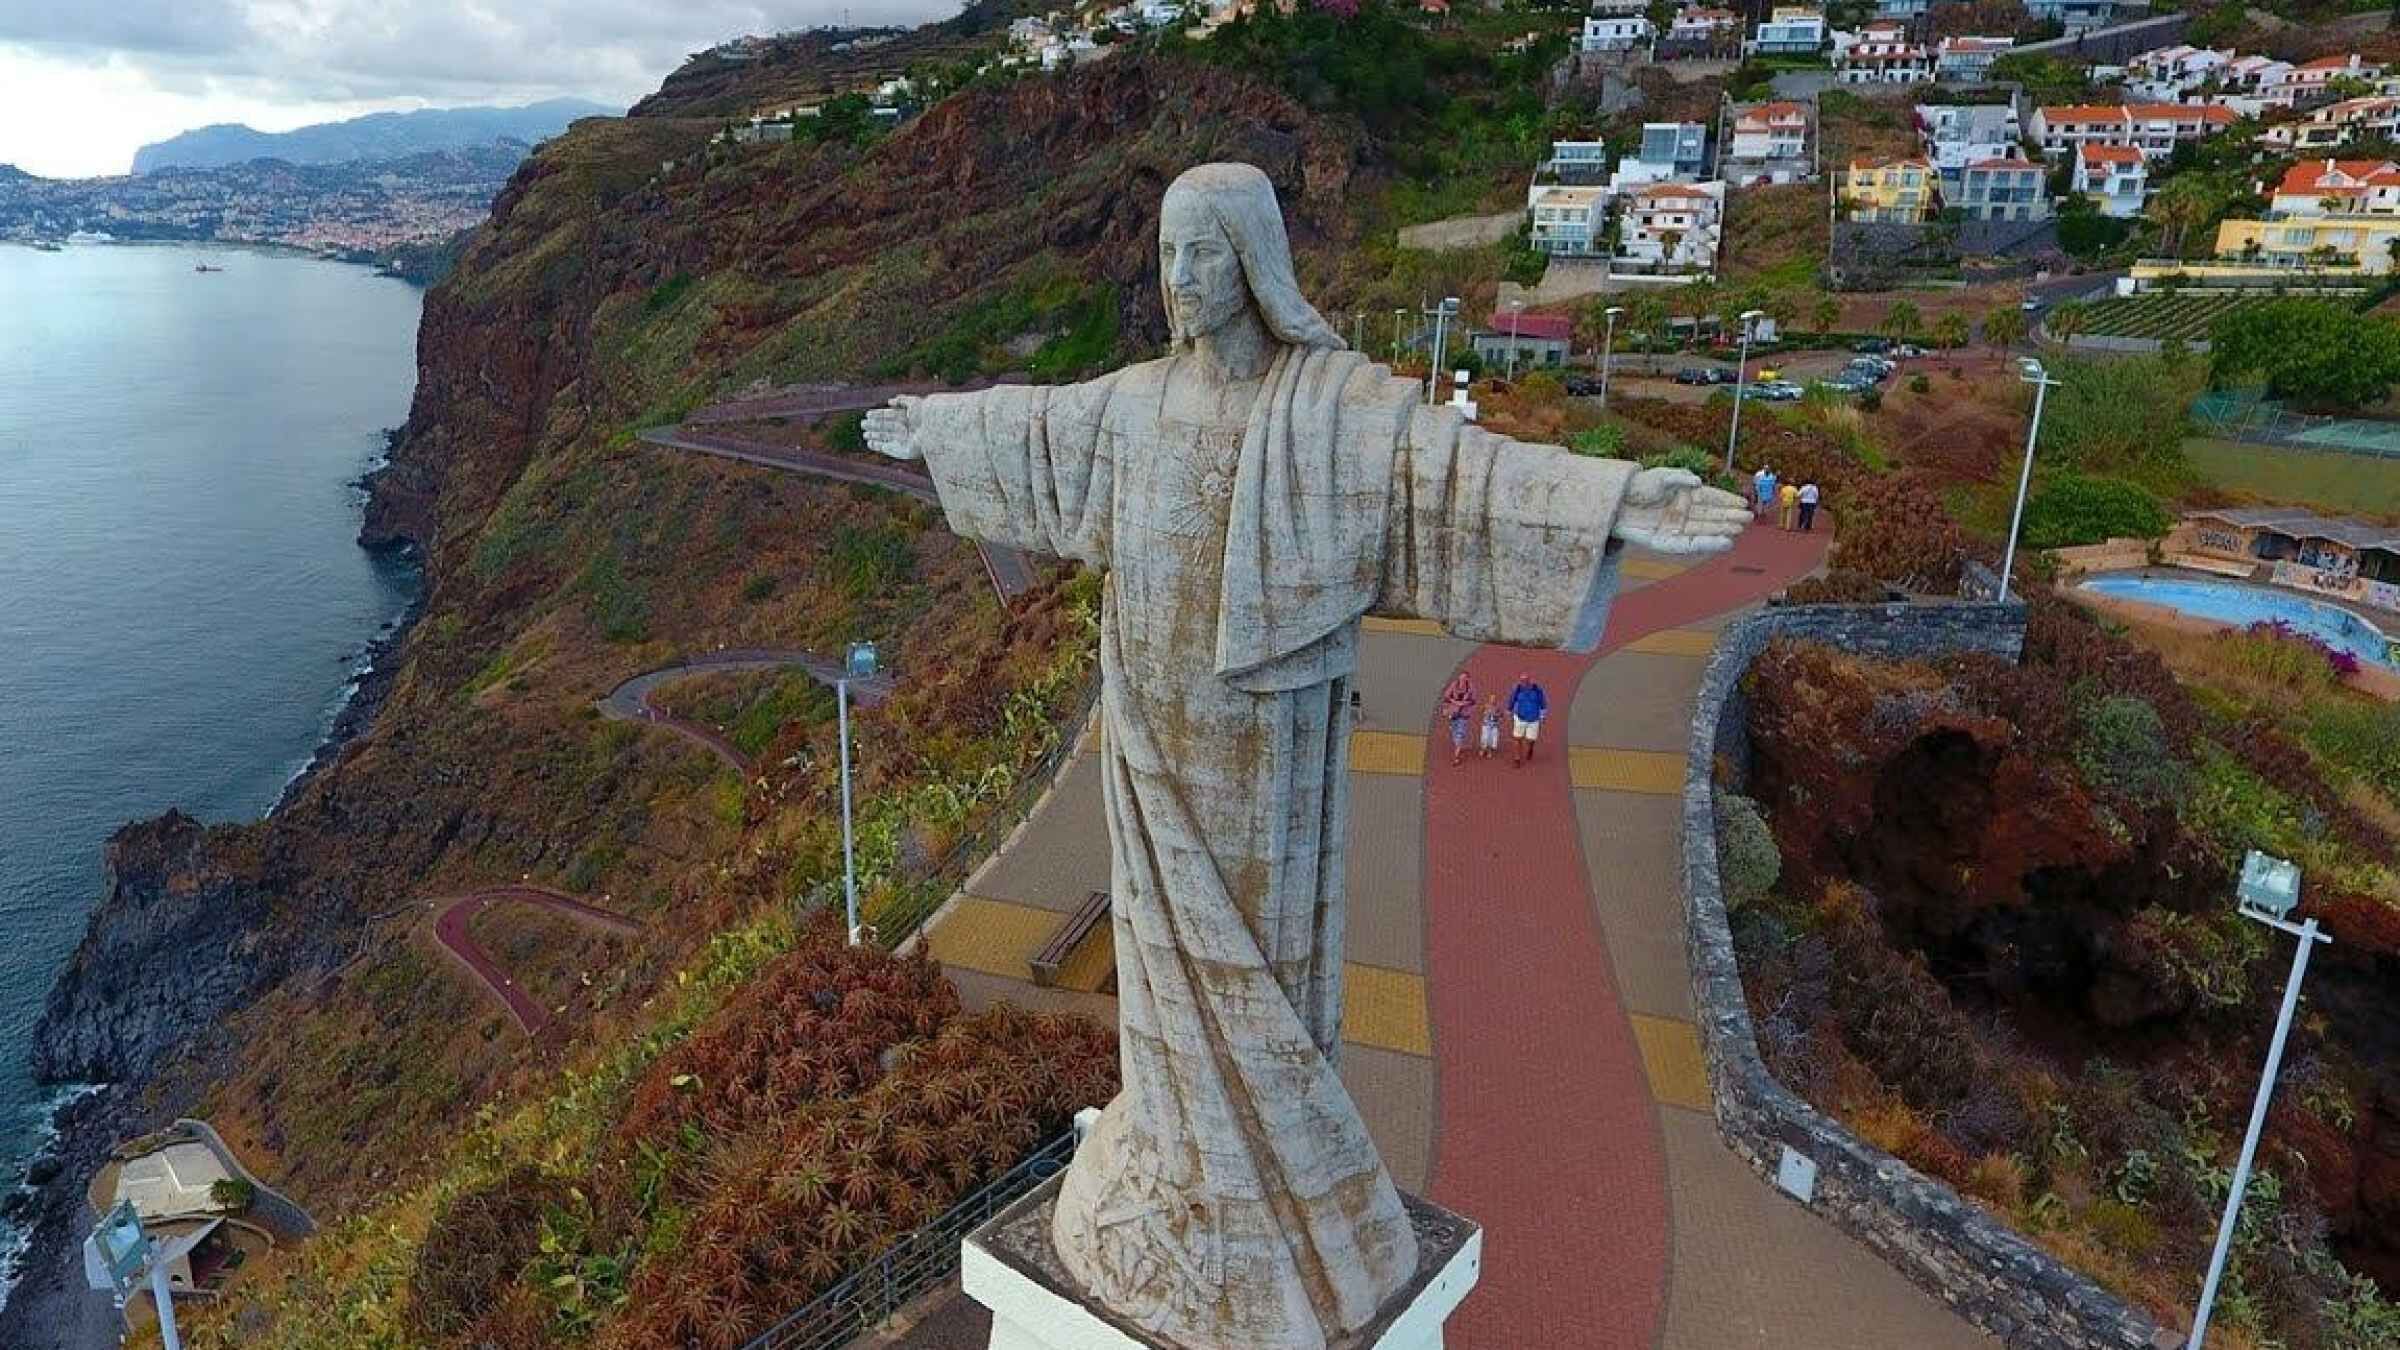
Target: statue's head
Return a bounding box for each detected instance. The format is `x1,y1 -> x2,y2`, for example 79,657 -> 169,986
1157,163 -> 1344,351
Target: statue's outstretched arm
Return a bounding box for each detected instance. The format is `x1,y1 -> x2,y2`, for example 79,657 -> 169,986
862,375 -> 1121,566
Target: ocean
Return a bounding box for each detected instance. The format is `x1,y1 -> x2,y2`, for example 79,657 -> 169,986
0,242 -> 421,1298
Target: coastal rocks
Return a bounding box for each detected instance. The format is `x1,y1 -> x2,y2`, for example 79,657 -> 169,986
30,811 -> 285,1087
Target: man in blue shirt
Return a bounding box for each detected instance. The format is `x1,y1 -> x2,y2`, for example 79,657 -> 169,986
1508,671 -> 1548,767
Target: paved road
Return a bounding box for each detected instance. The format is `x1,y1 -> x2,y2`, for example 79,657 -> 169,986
634,425 -> 1037,603
430,886 -> 641,1035
597,648 -> 894,773
681,375 -> 1023,427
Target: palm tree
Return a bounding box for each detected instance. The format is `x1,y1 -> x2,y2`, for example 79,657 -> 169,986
1574,300 -> 1615,367
1983,304 -> 2026,352
1932,311 -> 1970,349
1810,290 -> 1841,334
1763,289 -> 1801,336
1882,300 -> 1924,341
2148,174 -> 2221,260
2046,299 -> 2090,345
1626,293 -> 1670,347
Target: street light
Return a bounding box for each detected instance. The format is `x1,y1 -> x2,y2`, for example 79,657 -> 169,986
85,1200 -> 193,1350
1424,296 -> 1461,405
1599,304 -> 1624,407
1392,307 -> 1406,363
2188,851 -> 2332,1349
1504,299 -> 1526,382
838,640 -> 879,946
1999,358 -> 2062,603
1723,308 -> 1767,474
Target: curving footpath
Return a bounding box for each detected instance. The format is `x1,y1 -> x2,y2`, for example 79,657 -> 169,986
430,886 -> 641,1034
635,424 -> 1036,603
894,519 -> 1996,1350
597,647 -> 894,774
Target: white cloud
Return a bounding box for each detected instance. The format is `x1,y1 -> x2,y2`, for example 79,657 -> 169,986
0,0 -> 954,177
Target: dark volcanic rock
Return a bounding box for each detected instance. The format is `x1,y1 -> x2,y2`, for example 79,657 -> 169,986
30,811 -> 286,1086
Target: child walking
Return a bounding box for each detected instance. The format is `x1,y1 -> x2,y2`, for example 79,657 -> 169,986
1478,693 -> 1502,759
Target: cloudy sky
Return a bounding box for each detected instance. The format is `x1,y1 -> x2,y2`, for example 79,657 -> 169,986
0,0 -> 952,178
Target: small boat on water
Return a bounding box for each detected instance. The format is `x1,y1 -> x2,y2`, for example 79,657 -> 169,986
194,263 -> 225,273
30,240 -> 63,252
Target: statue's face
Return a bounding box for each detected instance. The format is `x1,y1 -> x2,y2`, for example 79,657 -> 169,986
1158,194 -> 1250,342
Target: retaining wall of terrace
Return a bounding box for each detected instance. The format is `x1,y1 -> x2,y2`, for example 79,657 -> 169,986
1681,599 -> 2184,1350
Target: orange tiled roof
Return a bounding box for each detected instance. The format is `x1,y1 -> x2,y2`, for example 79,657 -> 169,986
2077,142 -> 2144,165
2279,158 -> 2400,193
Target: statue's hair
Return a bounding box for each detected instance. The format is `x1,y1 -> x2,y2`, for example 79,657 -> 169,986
1161,163 -> 1345,350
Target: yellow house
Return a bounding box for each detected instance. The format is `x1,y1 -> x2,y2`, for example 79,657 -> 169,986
2211,215 -> 2400,274
1841,156 -> 1935,223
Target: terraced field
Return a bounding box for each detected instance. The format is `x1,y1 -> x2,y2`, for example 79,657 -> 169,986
2075,289 -> 2365,340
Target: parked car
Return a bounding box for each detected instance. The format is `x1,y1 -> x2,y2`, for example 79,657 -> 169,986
1676,367 -> 1735,385
1853,338 -> 1891,354
1753,380 -> 1805,401
1848,357 -> 1895,380
1563,374 -> 1605,396
2020,297 -> 2044,312
1891,343 -> 1926,359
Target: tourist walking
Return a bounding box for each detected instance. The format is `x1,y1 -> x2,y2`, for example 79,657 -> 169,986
1438,670 -> 1476,767
1752,465 -> 1776,518
1478,693 -> 1502,759
1508,672 -> 1548,767
1797,480 -> 1820,532
1777,479 -> 1799,531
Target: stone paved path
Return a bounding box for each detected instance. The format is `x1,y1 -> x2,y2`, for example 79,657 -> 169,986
890,523 -> 1997,1349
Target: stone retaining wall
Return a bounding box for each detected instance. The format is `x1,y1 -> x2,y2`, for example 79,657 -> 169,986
1681,600 -> 2183,1350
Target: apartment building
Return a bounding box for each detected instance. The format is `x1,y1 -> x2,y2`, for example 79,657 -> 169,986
1616,181 -> 1726,270
1841,156 -> 1936,222
2267,158 -> 2400,215
1935,36 -> 2013,83
1582,12 -> 1656,51
2029,102 -> 2236,158
1746,6 -> 1827,55
1527,185 -> 1610,255
1955,158 -> 2051,221
1539,139 -> 1613,185
2023,0 -> 2148,35
1835,23 -> 1933,84
1919,102 -> 2024,182
2264,96 -> 2400,153
1667,6 -> 1741,42
1610,122 -> 1711,189
2072,142 -> 2149,217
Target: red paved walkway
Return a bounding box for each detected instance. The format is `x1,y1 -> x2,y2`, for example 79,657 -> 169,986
1423,524 -> 1829,1350
431,885 -> 642,1034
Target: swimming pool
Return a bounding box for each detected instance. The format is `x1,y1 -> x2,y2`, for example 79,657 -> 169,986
2078,574 -> 2400,669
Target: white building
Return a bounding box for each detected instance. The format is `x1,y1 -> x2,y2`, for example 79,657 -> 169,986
2029,102 -> 2236,159
1727,100 -> 1811,170
1667,6 -> 1741,42
1617,181 -> 1726,271
1917,101 -> 2023,182
2123,43 -> 2233,101
2073,142 -> 2149,217
2268,158 -> 2400,216
1539,139 -> 1614,185
1934,36 -> 2013,83
2264,96 -> 2400,152
1746,6 -> 1827,56
1582,13 -> 1656,51
1528,185 -> 1610,256
1835,23 -> 1932,84
2023,0 -> 2148,36
1609,121 -> 1711,190
1875,0 -> 1931,17
1955,158 -> 2051,221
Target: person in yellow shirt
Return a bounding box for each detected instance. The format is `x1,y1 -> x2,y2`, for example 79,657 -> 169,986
1777,480 -> 1799,530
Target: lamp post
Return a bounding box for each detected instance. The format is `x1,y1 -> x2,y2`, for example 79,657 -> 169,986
2188,851 -> 2333,1349
1504,299 -> 1526,381
1392,307 -> 1406,362
837,640 -> 879,946
1425,296 -> 1460,405
1600,304 -> 1623,406
1999,359 -> 2062,603
1723,307 -> 1767,474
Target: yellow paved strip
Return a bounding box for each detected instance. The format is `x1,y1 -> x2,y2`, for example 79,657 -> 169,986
1568,746 -> 1684,794
1343,962 -> 1432,1057
922,896 -> 1059,978
1349,729 -> 1427,776
1626,628 -> 1718,658
1363,616 -> 1445,637
926,896 -> 1431,1056
1629,1013 -> 1713,1112
1623,558 -> 1691,580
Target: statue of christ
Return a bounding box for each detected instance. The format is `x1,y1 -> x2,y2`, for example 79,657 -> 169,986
863,162 -> 1747,1349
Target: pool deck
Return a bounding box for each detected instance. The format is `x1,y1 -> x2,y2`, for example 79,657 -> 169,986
2067,567 -> 2400,699
2075,564 -> 2400,639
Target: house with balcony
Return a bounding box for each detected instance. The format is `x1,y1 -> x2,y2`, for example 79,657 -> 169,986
1875,0 -> 1931,17
1609,122 -> 1710,189
1841,156 -> 1936,222
2263,96 -> 2400,152
1955,158 -> 2051,221
1918,101 -> 2023,183
1746,6 -> 1827,56
1616,181 -> 1726,271
1527,185 -> 1610,256
1582,12 -> 1655,51
2123,44 -> 2232,101
1667,6 -> 1741,42
1835,23 -> 1933,83
1539,139 -> 1614,185
2213,212 -> 2400,273
2072,142 -> 2148,216
1724,100 -> 1814,183
1935,36 -> 2013,83
2266,158 -> 2400,216
2030,102 -> 2235,159
2285,54 -> 2385,107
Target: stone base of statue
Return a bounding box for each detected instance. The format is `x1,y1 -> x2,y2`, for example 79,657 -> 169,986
961,1176 -> 1482,1350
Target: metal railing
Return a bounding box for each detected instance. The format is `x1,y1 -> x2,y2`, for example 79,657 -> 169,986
737,1128 -> 1080,1350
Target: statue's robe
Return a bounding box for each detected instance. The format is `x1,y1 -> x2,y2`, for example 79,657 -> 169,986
912,346 -> 1633,1348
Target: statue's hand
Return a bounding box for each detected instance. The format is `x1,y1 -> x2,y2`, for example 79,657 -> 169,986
1613,468 -> 1752,555
860,396 -> 922,461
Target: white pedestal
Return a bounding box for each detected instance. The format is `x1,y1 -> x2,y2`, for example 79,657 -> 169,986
961,1177 -> 1482,1350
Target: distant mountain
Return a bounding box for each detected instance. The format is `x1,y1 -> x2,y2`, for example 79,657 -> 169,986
131,99 -> 616,174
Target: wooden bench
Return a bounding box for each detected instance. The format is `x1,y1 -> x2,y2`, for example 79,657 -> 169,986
1030,891 -> 1111,988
